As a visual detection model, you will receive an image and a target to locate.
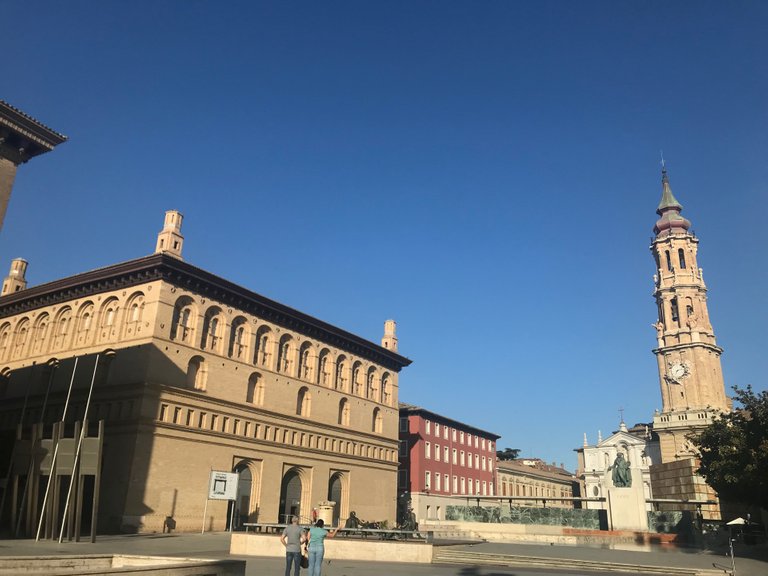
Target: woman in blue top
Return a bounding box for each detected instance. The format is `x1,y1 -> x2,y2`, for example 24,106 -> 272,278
307,519 -> 339,576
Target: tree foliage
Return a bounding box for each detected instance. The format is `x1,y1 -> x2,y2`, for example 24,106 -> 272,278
692,386 -> 768,511
496,447 -> 521,461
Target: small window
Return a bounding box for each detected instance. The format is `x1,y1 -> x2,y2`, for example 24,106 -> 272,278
678,248 -> 686,269
665,250 -> 672,271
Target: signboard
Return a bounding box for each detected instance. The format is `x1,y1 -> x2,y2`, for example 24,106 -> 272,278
208,470 -> 238,501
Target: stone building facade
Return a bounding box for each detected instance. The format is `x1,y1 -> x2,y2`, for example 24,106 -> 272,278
0,211 -> 410,535
575,422 -> 659,511
496,458 -> 576,508
398,403 -> 499,523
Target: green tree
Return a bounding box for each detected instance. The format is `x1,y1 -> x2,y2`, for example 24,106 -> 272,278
496,447 -> 520,461
691,386 -> 768,511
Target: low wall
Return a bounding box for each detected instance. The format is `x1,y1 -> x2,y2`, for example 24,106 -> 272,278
0,554 -> 245,576
230,533 -> 433,563
437,521 -> 682,548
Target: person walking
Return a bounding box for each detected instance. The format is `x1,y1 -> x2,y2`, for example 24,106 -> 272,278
307,519 -> 339,576
280,516 -> 306,576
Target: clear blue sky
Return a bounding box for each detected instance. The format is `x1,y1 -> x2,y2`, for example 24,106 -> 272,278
2,1 -> 767,470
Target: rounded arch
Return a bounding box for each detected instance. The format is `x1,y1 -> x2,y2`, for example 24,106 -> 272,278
201,306 -> 224,353
351,361 -> 363,396
97,296 -> 120,343
51,307 -> 72,351
246,371 -> 264,405
296,386 -> 311,417
317,348 -> 331,387
372,407 -> 382,433
186,355 -> 207,390
338,398 -> 350,426
276,334 -> 294,375
12,317 -> 30,359
328,471 -> 349,526
228,315 -> 249,360
0,322 -> 12,361
366,367 -> 379,401
232,459 -> 261,527
29,312 -> 51,356
334,355 -> 348,392
381,373 -> 393,406
298,341 -> 314,381
170,295 -> 197,343
123,291 -> 146,338
279,466 -> 310,523
253,325 -> 272,367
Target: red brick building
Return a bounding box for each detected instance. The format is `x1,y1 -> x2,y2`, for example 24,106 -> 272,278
398,403 -> 500,523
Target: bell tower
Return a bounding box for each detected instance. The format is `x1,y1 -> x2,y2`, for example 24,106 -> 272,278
650,166 -> 730,463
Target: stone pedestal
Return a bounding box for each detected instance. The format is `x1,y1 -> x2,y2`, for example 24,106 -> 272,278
606,484 -> 648,531
317,500 -> 336,527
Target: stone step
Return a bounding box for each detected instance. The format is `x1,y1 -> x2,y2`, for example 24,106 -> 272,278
432,549 -> 723,576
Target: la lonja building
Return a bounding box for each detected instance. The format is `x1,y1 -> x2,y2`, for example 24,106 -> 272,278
0,211 -> 411,534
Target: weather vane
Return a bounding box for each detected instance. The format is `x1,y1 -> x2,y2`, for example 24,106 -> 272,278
660,150 -> 665,170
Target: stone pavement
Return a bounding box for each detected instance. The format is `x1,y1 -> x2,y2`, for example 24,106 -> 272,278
0,532 -> 766,575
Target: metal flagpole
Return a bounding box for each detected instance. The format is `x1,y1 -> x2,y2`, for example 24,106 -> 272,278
36,357 -> 79,541
59,354 -> 100,543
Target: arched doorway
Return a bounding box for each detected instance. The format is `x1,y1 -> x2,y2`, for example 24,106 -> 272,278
279,468 -> 303,523
328,473 -> 343,525
234,462 -> 253,529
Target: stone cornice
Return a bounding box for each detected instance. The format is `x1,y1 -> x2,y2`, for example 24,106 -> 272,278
653,342 -> 723,355
0,253 -> 412,371
0,100 -> 67,163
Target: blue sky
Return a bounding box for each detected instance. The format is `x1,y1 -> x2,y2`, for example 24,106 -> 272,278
2,1 -> 767,469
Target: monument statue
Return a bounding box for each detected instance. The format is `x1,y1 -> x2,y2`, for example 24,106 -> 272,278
608,453 -> 632,487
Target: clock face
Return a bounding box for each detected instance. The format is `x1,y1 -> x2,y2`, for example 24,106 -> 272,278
668,362 -> 688,382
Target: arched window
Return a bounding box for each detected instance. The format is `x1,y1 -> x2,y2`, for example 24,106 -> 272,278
678,248 -> 686,269
12,318 -> 30,358
31,313 -> 50,355
367,368 -> 379,401
254,326 -> 272,367
317,349 -> 331,386
297,386 -> 311,417
276,335 -> 293,374
75,303 -> 94,346
382,374 -> 392,406
338,398 -> 350,426
122,292 -> 145,338
665,250 -> 672,271
187,356 -> 207,391
298,342 -> 313,381
246,372 -> 264,405
50,307 -> 72,351
372,407 -> 382,433
201,307 -> 223,352
352,362 -> 363,396
335,356 -> 347,391
670,297 -> 680,324
170,296 -> 195,343
98,298 -> 120,343
0,323 -> 12,361
228,317 -> 248,359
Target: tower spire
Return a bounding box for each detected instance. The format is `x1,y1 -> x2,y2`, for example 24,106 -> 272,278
653,165 -> 690,237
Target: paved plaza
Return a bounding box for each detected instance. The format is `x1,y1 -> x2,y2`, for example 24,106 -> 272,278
0,531 -> 766,576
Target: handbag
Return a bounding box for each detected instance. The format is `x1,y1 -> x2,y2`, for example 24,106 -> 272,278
300,546 -> 309,569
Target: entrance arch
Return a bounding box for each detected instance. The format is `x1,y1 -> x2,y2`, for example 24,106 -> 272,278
327,471 -> 348,526
230,460 -> 259,529
279,467 -> 307,523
